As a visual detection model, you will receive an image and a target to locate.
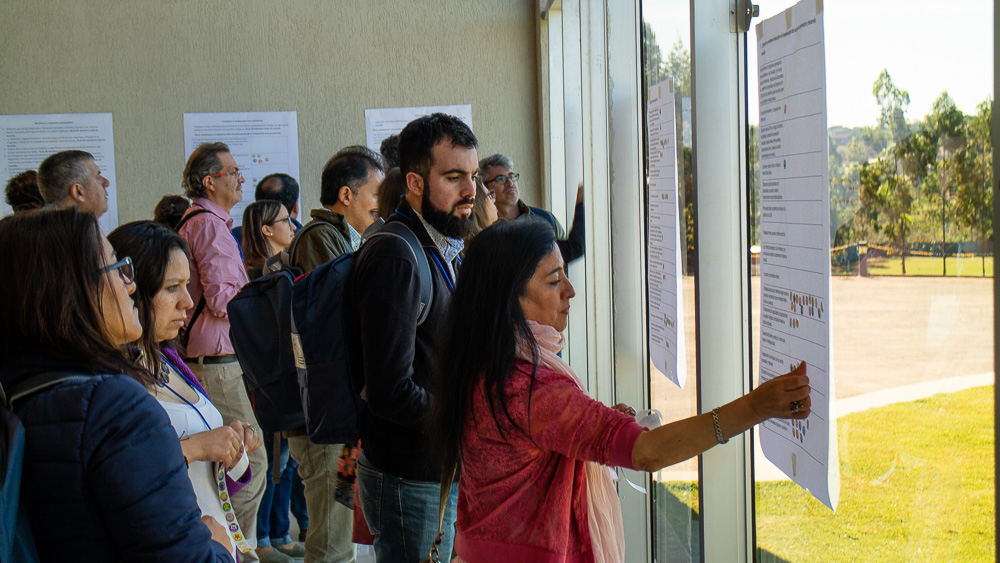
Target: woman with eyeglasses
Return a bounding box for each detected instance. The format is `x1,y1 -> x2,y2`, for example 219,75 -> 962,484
108,220 -> 264,561
0,208 -> 234,562
242,200 -> 297,280
434,219 -> 811,562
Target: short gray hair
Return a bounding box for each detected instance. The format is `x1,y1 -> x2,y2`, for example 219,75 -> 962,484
183,142 -> 229,198
478,153 -> 514,177
37,150 -> 93,205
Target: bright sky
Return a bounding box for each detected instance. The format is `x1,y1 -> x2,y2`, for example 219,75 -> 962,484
645,0 -> 993,128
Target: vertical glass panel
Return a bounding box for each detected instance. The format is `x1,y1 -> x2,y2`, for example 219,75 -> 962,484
641,1 -> 700,560
749,1 -> 994,560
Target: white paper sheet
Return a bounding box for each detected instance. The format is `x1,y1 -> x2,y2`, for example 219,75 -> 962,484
646,79 -> 687,389
183,111 -> 300,228
364,104 -> 473,153
0,113 -> 118,232
756,0 -> 839,510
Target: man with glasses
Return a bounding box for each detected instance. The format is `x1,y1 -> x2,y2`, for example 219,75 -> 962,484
480,153 -> 585,263
37,150 -> 111,218
177,141 -> 267,562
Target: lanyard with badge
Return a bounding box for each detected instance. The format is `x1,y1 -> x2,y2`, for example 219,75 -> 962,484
161,353 -> 252,555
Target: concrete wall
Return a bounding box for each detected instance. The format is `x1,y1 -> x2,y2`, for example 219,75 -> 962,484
0,0 -> 541,223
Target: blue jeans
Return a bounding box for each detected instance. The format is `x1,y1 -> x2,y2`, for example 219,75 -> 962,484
258,433 -> 293,547
287,457 -> 309,531
357,452 -> 458,562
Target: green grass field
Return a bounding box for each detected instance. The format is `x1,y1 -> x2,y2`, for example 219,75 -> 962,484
653,386 -> 995,562
864,256 -> 993,277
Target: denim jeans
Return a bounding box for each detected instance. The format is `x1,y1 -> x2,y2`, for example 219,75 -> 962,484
288,457 -> 309,531
258,434 -> 293,548
356,452 -> 458,562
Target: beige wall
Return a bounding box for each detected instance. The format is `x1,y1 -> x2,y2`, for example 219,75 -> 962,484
0,0 -> 542,224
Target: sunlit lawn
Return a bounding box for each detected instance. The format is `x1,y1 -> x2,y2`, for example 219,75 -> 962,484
865,256 -> 993,277
655,386 -> 995,562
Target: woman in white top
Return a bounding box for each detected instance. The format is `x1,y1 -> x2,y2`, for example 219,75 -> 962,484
109,220 -> 263,561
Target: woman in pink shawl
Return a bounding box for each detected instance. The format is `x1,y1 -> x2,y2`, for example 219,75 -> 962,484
434,219 -> 811,563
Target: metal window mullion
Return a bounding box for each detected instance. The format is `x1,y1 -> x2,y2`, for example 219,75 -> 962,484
691,1 -> 754,562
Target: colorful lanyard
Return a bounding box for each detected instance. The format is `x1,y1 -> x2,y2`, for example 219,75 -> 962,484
160,354 -> 252,555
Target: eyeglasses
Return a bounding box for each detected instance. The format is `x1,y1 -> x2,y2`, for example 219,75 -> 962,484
206,170 -> 244,181
269,216 -> 293,227
487,189 -> 496,201
101,256 -> 135,286
486,173 -> 519,186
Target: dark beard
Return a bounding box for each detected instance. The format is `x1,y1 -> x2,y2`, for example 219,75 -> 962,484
422,186 -> 475,239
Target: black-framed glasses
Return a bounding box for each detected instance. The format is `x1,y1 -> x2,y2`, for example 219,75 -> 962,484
101,257 -> 134,286
486,173 -> 519,185
269,216 -> 293,227
206,169 -> 243,181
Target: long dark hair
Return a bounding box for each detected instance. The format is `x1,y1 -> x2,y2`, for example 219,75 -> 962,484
0,207 -> 149,384
434,218 -> 556,481
241,200 -> 283,275
108,221 -> 190,383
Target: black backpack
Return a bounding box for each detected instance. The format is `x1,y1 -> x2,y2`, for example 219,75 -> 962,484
290,221 -> 433,445
1,373 -> 87,562
225,217 -> 343,435
227,264 -> 306,434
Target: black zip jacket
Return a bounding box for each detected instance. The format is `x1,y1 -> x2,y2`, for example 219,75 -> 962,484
344,199 -> 458,482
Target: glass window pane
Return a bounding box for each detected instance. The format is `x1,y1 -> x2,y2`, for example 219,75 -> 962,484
642,1 -> 700,560
749,1 -> 994,560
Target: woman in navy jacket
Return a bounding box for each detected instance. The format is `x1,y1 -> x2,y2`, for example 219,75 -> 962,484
0,208 -> 232,562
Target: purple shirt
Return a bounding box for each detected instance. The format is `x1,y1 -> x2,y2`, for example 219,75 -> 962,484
178,197 -> 249,357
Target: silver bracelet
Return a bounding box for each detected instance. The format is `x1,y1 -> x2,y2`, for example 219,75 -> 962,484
711,407 -> 728,444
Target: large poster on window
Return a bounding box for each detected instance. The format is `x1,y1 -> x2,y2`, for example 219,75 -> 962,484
756,0 -> 839,510
646,78 -> 687,389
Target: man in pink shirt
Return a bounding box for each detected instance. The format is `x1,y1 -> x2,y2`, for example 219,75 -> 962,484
178,142 -> 267,561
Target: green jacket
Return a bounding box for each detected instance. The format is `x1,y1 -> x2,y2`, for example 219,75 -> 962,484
289,208 -> 353,271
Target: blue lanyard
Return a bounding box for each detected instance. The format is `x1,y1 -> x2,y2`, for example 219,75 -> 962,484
430,252 -> 456,290
160,354 -> 212,432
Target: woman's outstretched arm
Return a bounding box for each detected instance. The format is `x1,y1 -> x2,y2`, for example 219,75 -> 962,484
632,363 -> 810,472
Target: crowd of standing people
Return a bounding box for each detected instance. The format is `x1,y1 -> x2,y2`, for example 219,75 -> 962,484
1,113 -> 811,563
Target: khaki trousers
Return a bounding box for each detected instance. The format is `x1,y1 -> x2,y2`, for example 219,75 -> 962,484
287,437 -> 356,563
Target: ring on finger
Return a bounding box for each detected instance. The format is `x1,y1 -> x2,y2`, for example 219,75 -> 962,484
790,400 -> 804,413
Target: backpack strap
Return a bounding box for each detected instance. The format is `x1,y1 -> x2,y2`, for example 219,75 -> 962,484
369,221 -> 434,326
287,218 -> 349,269
173,207 -> 213,232
3,372 -> 89,409
173,208 -> 215,340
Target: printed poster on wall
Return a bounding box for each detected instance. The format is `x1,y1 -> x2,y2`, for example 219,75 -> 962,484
364,104 -> 473,153
0,113 -> 118,232
646,78 -> 687,389
756,0 -> 839,509
183,111 -> 300,228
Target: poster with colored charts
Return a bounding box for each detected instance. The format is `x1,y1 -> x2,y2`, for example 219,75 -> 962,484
0,112 -> 119,233
755,0 -> 839,510
183,111 -> 300,228
645,78 -> 686,389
